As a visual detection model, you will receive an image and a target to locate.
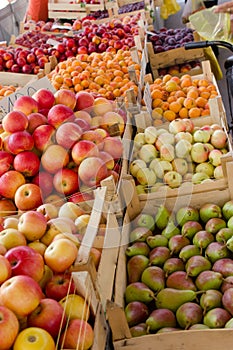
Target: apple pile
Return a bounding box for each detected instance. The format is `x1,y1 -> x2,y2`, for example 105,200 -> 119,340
123,200 -> 233,336
148,27 -> 195,53
130,118 -> 228,192
0,88 -> 126,215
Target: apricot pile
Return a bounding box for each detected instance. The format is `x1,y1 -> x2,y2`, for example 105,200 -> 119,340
0,85 -> 18,100
47,49 -> 140,100
149,74 -> 219,124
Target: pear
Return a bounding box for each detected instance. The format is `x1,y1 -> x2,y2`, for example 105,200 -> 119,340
228,216 -> 233,230
203,307 -> 231,328
205,218 -> 226,234
226,236 -> 233,253
222,200 -> 233,220
168,235 -> 190,255
155,205 -> 171,230
166,271 -> 197,291
129,226 -> 152,243
141,266 -> 165,293
199,203 -> 222,223
179,244 -> 201,262
192,230 -> 215,253
125,282 -> 155,304
225,318 -> 233,328
161,220 -> 180,240
176,206 -> 199,226
222,288 -> 233,316
185,255 -> 212,278
181,221 -> 203,240
125,301 -> 149,327
176,302 -> 203,329
149,246 -> 170,267
189,324 -> 210,330
195,270 -> 223,291
146,309 -> 176,333
205,242 -> 230,263
134,213 -> 155,231
163,258 -> 185,277
212,258 -> 233,277
125,242 -> 150,257
129,323 -> 148,337
146,234 -> 168,249
216,227 -> 233,244
200,290 -> 223,315
127,255 -> 149,283
157,327 -> 181,333
221,276 -> 233,293
155,288 -> 197,312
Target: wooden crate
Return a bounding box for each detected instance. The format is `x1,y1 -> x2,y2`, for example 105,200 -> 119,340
107,180 -> 233,349
48,0 -> 105,19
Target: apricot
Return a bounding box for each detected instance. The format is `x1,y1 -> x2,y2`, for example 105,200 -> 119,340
183,97 -> 196,109
169,101 -> 182,113
188,107 -> 201,118
163,110 -> 176,121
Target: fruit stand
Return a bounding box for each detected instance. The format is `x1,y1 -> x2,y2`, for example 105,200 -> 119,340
1,1 -> 233,349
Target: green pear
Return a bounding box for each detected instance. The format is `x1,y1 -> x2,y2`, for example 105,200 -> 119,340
127,255 -> 149,283
205,218 -> 226,234
222,200 -> 233,220
193,230 -> 215,252
176,206 -> 199,227
157,327 -> 181,333
199,203 -> 222,223
212,258 -> 233,277
200,290 -> 223,315
134,213 -> 155,231
181,221 -> 203,240
163,258 -> 185,277
222,288 -> 233,316
216,227 -> 233,244
129,226 -> 152,243
176,302 -> 203,329
149,246 -> 170,267
205,242 -> 230,263
141,266 -> 165,293
130,323 -> 148,337
195,270 -> 223,291
161,220 -> 180,240
228,216 -> 233,230
146,308 -> 176,333
168,234 -> 190,256
155,205 -> 171,230
166,271 -> 197,291
225,318 -> 233,328
226,236 -> 233,252
185,255 -> 212,278
125,301 -> 149,327
125,282 -> 155,304
189,324 -> 210,330
155,288 -> 197,312
125,242 -> 150,257
179,244 -> 201,262
203,308 -> 231,328
146,234 -> 168,249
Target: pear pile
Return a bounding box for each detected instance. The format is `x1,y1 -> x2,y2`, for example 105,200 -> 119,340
130,118 -> 228,192
124,200 -> 233,336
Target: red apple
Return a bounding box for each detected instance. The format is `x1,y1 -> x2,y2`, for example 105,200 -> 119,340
7,130 -> 34,154
75,91 -> 95,111
47,104 -> 75,129
78,156 -> 108,187
0,170 -> 25,199
74,118 -> 91,132
81,129 -> 104,149
13,95 -> 39,116
0,275 -> 43,316
54,89 -> 77,110
44,238 -> 78,273
71,140 -> 99,165
45,273 -> 76,301
2,110 -> 28,133
32,171 -> 54,199
13,150 -> 40,177
0,151 -> 14,177
102,136 -> 123,159
27,298 -> 67,338
18,210 -> 47,241
36,203 -> 58,221
59,318 -> 94,349
0,255 -> 12,284
41,144 -> 70,174
0,305 -> 19,350
5,245 -> 45,282
55,121 -> 82,149
32,88 -> 55,111
53,168 -> 79,196
27,112 -> 48,134
100,111 -> 125,136
14,183 -> 43,211
32,124 -> 56,152
99,150 -> 115,169
93,96 -> 113,115
74,110 -> 92,124
68,191 -> 94,204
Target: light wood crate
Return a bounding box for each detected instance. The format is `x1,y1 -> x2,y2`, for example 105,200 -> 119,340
107,179 -> 233,349
48,0 -> 105,19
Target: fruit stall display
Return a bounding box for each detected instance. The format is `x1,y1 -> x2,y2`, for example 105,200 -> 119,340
107,177 -> 233,349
